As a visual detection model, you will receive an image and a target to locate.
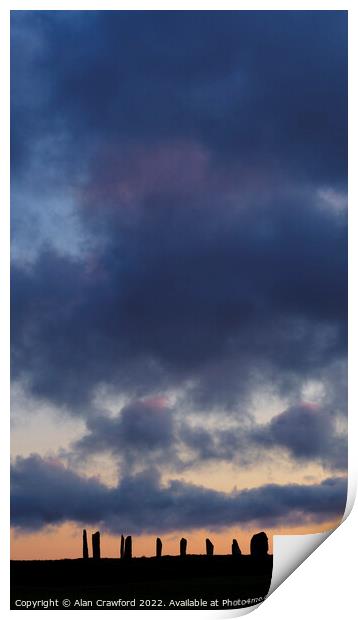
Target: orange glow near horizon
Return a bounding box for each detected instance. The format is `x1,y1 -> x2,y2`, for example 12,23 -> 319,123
11,518 -> 342,561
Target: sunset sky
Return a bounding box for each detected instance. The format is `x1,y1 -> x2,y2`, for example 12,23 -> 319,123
11,10 -> 347,559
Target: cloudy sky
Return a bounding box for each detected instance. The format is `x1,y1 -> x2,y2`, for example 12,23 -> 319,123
11,10 -> 347,559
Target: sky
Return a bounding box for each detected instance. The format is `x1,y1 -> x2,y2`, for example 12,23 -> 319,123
10,10 -> 348,559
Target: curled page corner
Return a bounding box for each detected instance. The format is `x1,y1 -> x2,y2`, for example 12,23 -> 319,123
342,471 -> 357,522
217,528 -> 342,617
210,516 -> 352,618
268,470 -> 356,599
268,529 -> 333,596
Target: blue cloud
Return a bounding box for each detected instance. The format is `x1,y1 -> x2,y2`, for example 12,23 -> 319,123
11,455 -> 347,533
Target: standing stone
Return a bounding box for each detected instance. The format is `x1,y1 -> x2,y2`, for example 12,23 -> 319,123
92,531 -> 101,559
156,537 -> 162,558
205,538 -> 214,556
82,529 -> 89,559
120,535 -> 125,559
180,538 -> 187,557
250,532 -> 268,558
232,539 -> 242,556
124,535 -> 132,559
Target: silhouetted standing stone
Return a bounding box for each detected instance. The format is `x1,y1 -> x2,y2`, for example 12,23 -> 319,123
206,538 -> 214,556
250,532 -> 268,558
156,538 -> 162,558
124,535 -> 132,559
232,539 -> 242,556
92,531 -> 101,559
180,538 -> 187,557
82,529 -> 89,559
120,535 -> 125,559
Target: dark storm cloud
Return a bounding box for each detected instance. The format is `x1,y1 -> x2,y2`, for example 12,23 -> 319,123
11,11 -> 347,442
11,188 -> 347,412
10,11 -> 348,547
11,11 -> 347,185
74,398 -> 177,472
11,455 -> 347,533
71,400 -> 346,473
251,404 -> 347,470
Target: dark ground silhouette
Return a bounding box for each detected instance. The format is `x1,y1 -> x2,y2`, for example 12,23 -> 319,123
11,554 -> 272,610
